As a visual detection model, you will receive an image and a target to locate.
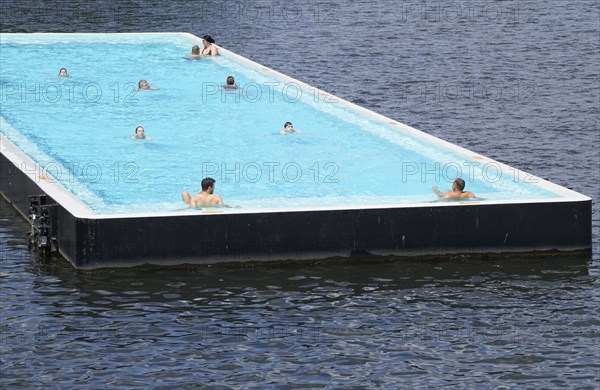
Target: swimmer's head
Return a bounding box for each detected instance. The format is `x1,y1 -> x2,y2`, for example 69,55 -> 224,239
138,80 -> 149,89
135,126 -> 145,138
226,76 -> 235,85
192,45 -> 200,55
202,34 -> 215,44
284,121 -> 293,130
201,177 -> 216,192
58,68 -> 68,76
453,178 -> 466,191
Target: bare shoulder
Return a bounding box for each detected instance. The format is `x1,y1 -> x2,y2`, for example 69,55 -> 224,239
442,192 -> 459,200
212,194 -> 224,205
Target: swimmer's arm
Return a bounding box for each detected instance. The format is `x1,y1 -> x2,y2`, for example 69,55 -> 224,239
149,86 -> 159,90
432,186 -> 445,198
182,192 -> 191,204
214,195 -> 224,206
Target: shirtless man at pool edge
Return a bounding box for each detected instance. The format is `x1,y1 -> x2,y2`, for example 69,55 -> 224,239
432,178 -> 477,200
182,177 -> 224,207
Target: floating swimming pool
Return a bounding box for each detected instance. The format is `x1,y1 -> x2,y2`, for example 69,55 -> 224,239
0,33 -> 592,268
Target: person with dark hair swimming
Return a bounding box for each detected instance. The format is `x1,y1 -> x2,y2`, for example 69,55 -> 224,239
223,75 -> 238,90
432,178 -> 476,200
201,35 -> 219,56
185,45 -> 202,60
182,177 -> 224,207
58,68 -> 71,77
135,79 -> 159,91
131,126 -> 154,141
280,121 -> 301,135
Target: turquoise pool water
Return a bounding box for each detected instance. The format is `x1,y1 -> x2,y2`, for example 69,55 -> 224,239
0,34 -> 559,213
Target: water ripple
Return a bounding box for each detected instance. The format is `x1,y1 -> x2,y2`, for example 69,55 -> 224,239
1,0 -> 599,387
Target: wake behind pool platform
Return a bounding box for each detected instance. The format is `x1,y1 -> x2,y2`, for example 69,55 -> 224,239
0,33 -> 592,268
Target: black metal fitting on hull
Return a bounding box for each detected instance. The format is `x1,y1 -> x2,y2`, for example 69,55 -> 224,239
27,194 -> 57,253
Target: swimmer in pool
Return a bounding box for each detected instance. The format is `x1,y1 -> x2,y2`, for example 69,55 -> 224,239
58,68 -> 71,78
201,35 -> 219,56
131,126 -> 155,141
182,177 -> 224,207
280,121 -> 301,135
432,178 -> 476,200
222,75 -> 238,90
184,45 -> 202,60
135,79 -> 159,91
133,80 -> 160,92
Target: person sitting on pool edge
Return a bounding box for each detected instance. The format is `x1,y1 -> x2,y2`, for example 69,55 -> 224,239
280,121 -> 301,135
185,45 -> 202,60
201,35 -> 219,56
432,178 -> 476,200
223,75 -> 238,90
131,126 -> 154,141
135,79 -> 159,91
182,177 -> 224,207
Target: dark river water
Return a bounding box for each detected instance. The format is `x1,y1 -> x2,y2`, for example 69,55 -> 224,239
1,0 -> 599,388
